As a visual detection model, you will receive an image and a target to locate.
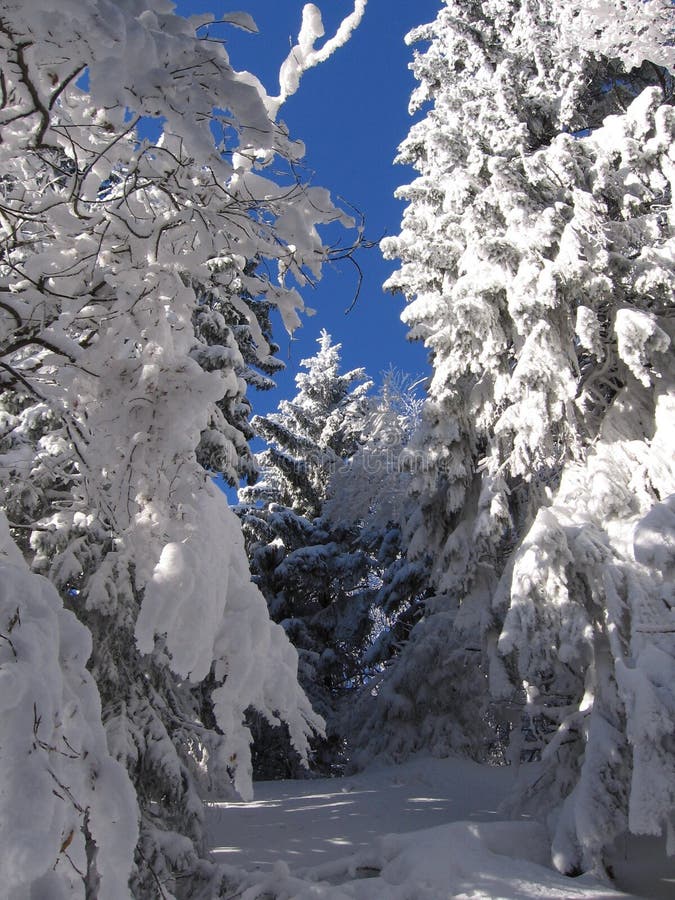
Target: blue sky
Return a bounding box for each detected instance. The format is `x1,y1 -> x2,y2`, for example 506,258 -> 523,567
175,1 -> 440,413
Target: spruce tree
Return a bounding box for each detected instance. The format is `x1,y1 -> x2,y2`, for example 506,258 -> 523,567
193,276 -> 284,487
238,332 -> 375,775
326,371 -> 434,765
379,0 -> 675,875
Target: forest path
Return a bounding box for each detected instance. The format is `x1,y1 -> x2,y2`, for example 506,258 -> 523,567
205,756 -> 512,872
203,756 -> 674,898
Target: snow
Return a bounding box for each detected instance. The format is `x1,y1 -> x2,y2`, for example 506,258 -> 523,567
0,513 -> 137,900
206,756 -> 510,871
220,11 -> 259,33
614,309 -> 671,387
564,1 -> 675,72
2,0 -> 675,895
273,2 -> 368,109
205,756 -> 675,898
633,495 -> 675,581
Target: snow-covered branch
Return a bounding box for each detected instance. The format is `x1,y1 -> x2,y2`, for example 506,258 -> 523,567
271,1 -> 367,113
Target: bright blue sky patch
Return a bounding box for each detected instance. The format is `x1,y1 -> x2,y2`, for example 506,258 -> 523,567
173,1 -> 439,413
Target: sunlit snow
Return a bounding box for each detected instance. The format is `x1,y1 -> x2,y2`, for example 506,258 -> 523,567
205,756 -> 675,898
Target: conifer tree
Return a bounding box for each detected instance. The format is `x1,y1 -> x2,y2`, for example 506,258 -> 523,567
325,371 -> 434,764
242,330 -> 372,517
379,0 -> 675,875
238,331 -> 374,775
193,278 -> 284,487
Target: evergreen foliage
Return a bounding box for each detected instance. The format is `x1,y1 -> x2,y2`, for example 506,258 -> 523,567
240,350 -> 432,777
238,332 -> 374,775
369,0 -> 675,875
192,275 -> 284,487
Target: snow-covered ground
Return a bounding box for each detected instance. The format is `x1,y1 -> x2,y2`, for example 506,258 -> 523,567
205,756 -> 675,899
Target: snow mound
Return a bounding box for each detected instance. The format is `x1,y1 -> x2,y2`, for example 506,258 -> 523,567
240,820 -> 629,899
0,513 -> 137,900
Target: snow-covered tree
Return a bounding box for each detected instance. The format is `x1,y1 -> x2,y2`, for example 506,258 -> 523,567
242,329 -> 372,518
326,372 -> 439,766
380,0 -> 675,876
240,356 -> 432,775
0,1 -> 364,893
238,332 -> 373,775
324,376 -> 424,689
193,276 -> 284,487
325,369 -> 423,539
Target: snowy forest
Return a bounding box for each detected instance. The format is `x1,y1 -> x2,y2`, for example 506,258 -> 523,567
0,1 -> 674,898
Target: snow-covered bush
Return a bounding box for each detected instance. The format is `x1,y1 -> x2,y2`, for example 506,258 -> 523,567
0,512 -> 137,900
